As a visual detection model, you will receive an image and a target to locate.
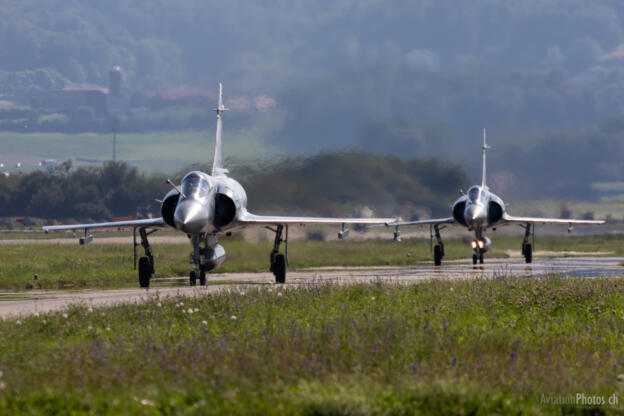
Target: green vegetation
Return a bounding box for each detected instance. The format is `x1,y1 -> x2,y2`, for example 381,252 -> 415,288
2,234 -> 622,290
1,278 -> 624,414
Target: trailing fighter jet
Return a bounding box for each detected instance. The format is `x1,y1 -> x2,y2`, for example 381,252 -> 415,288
385,129 -> 604,265
43,84 -> 396,287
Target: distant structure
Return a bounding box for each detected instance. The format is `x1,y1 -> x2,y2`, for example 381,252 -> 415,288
109,65 -> 122,97
28,65 -> 126,115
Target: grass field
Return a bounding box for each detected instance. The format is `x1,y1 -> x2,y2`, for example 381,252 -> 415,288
0,129 -> 276,173
510,198 -> 624,222
1,234 -> 623,290
0,278 -> 623,414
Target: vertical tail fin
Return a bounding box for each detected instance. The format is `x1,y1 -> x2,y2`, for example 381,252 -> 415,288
212,83 -> 229,176
481,128 -> 490,188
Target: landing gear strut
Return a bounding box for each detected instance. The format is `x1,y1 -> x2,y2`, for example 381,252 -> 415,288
268,224 -> 288,283
431,224 -> 445,266
521,223 -> 533,264
134,227 -> 157,288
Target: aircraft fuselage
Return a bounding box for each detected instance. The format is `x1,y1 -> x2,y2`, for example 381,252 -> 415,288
451,185 -> 505,252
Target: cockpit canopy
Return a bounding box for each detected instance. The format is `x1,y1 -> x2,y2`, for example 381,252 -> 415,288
467,186 -> 483,203
181,172 -> 212,200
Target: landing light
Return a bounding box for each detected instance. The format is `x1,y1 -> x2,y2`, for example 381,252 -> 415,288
478,240 -> 484,249
470,241 -> 477,249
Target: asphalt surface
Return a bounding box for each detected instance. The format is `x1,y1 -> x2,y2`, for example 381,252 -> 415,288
0,255 -> 622,318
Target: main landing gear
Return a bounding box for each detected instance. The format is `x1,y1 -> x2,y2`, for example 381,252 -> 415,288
431,224 -> 445,266
521,223 -> 533,264
134,227 -> 157,288
268,224 -> 288,283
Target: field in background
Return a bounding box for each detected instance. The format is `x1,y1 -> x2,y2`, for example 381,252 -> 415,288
0,278 -> 623,414
0,130 -> 276,173
0,234 -> 622,290
510,199 -> 624,222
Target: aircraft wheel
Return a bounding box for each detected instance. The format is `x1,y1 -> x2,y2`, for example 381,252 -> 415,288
472,254 -> 477,265
524,244 -> 533,264
189,271 -> 197,286
479,253 -> 484,264
199,270 -> 207,286
138,257 -> 151,288
434,245 -> 443,266
273,254 -> 286,284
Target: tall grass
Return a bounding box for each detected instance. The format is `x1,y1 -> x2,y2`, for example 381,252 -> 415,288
0,277 -> 623,414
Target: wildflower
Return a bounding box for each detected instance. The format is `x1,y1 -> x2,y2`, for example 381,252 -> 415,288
371,296 -> 376,301
0,371 -> 3,378
187,308 -> 194,314
239,291 -> 245,296
179,302 -> 184,307
193,308 -> 199,313
106,327 -> 111,331
42,319 -> 47,324
157,302 -> 162,308
0,381 -> 6,390
88,325 -> 93,330
88,307 -> 93,313
140,399 -> 155,406
267,288 -> 273,293
230,315 -> 237,320
15,320 -> 21,326
62,313 -> 68,319
277,292 -> 283,297
34,312 -> 40,317
450,288 -> 454,292
617,374 -> 624,382
202,320 -> 208,325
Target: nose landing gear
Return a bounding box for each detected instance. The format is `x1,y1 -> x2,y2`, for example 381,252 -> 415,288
472,252 -> 484,265
189,234 -> 220,286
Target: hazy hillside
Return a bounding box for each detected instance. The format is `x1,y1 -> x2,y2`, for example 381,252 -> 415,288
2,1 -> 624,202
3,1 -> 624,89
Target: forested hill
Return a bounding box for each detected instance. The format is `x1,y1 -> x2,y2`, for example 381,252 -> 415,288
3,1 -> 624,203
3,1 -> 624,146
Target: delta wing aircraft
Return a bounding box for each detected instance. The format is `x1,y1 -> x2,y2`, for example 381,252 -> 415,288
385,130 -> 604,265
44,84 -> 396,287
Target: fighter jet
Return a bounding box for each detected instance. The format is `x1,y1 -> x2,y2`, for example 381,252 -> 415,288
43,84 -> 396,287
385,129 -> 604,265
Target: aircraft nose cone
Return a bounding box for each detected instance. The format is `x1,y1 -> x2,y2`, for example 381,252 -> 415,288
464,204 -> 487,228
174,199 -> 207,234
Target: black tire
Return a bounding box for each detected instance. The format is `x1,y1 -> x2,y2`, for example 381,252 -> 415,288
199,270 -> 207,286
138,257 -> 151,288
273,254 -> 286,284
479,253 -> 484,264
524,243 -> 533,264
434,245 -> 443,266
472,254 -> 477,265
189,271 -> 197,286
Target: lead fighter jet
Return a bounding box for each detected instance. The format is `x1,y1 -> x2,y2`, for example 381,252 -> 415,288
44,84 -> 396,287
386,129 -> 604,265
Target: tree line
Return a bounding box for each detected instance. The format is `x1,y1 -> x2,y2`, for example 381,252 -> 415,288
0,153 -> 468,222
